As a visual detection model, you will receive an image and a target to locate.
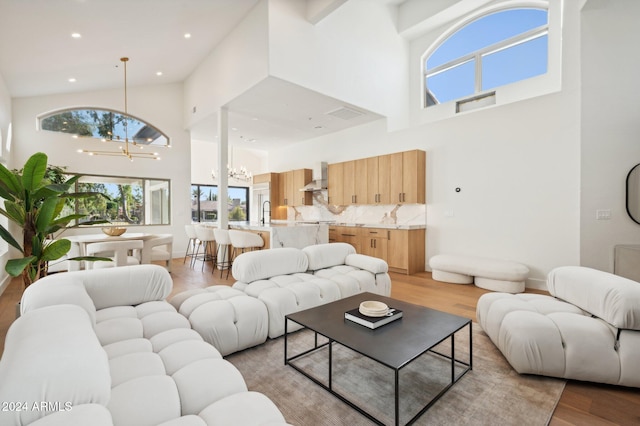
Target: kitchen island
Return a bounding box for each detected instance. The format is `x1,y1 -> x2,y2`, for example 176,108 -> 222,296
229,221 -> 329,249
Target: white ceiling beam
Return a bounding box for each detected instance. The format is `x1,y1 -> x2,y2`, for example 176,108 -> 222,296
306,0 -> 349,24
397,0 -> 493,39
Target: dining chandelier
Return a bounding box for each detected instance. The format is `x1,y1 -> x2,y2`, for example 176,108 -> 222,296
77,57 -> 161,161
211,165 -> 253,182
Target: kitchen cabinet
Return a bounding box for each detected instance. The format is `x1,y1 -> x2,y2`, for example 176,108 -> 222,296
329,225 -> 361,253
327,163 -> 344,205
328,225 -> 425,275
400,150 -> 426,204
278,169 -> 312,207
360,228 -> 388,260
253,173 -> 285,220
292,169 -> 312,206
387,228 -> 425,275
328,150 -> 425,206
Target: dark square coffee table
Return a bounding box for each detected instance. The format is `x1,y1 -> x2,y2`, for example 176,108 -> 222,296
284,292 -> 472,426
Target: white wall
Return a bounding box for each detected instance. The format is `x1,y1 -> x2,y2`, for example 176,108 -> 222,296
12,83 -> 191,257
580,0 -> 640,272
0,73 -> 12,294
268,0 -> 584,289
183,0 -> 269,129
267,0 -> 410,130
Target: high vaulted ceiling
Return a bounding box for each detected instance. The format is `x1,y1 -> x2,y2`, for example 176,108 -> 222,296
0,0 -> 392,149
0,0 -> 260,98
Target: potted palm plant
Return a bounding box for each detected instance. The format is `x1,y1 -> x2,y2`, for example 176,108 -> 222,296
0,152 -> 108,287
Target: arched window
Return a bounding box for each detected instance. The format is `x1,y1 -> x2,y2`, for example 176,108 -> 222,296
38,108 -> 170,147
424,7 -> 548,108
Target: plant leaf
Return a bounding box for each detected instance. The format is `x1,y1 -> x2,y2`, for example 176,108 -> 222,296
1,202 -> 26,225
22,152 -> 48,192
35,197 -> 59,234
5,256 -> 36,277
41,238 -> 71,261
0,224 -> 23,252
0,162 -> 22,195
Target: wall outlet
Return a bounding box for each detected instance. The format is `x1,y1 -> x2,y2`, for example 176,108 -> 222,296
596,209 -> 611,220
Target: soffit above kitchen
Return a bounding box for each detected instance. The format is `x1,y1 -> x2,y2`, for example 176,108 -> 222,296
189,77 -> 384,151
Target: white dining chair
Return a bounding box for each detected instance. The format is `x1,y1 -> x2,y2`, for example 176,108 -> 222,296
136,234 -> 173,272
85,240 -> 143,269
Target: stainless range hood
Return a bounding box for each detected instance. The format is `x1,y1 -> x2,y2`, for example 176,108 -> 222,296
300,161 -> 328,192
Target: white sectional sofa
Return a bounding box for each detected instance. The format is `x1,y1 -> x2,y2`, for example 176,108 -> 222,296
477,266 -> 640,387
0,265 -> 288,426
172,243 -> 391,349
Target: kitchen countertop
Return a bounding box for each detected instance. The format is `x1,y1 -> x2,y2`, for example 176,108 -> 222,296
229,221 -> 425,231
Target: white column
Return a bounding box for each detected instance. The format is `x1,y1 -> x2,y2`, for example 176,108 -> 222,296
217,106 -> 229,230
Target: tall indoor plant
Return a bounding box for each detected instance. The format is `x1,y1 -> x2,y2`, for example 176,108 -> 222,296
0,152 -> 107,287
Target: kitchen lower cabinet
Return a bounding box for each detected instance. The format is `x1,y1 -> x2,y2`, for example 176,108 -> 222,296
329,226 -> 425,275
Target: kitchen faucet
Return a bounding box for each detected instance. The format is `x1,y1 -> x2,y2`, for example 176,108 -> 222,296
261,200 -> 271,225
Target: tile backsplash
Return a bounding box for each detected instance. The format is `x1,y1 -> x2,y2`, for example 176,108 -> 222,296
288,191 -> 426,226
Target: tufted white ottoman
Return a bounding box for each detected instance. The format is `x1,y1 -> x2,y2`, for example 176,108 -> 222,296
170,286 -> 269,356
429,254 -> 529,293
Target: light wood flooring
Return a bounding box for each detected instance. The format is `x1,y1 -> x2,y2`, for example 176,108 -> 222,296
1,259 -> 639,425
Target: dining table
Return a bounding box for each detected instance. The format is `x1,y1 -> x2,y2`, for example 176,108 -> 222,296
64,232 -> 160,271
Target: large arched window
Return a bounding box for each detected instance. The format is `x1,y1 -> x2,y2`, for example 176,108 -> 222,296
38,108 -> 170,147
424,6 -> 548,108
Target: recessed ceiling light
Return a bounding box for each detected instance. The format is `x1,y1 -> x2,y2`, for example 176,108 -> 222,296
231,127 -> 238,131
71,33 -> 82,39
184,33 -> 192,39
156,71 -> 163,76
68,78 -> 76,83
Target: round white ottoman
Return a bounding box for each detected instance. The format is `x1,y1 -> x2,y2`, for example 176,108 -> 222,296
429,254 -> 529,293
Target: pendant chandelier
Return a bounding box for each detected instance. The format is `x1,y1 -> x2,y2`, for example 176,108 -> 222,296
211,147 -> 253,182
77,57 -> 161,161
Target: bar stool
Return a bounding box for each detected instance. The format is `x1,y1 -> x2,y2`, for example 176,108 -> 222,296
228,230 -> 264,262
213,228 -> 232,279
194,225 -> 216,272
184,225 -> 198,267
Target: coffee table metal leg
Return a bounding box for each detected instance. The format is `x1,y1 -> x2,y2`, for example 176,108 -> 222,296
329,340 -> 333,389
395,369 -> 400,426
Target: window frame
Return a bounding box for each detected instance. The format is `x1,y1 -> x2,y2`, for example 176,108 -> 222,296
421,1 -> 551,110
37,107 -> 171,147
191,184 -> 249,223
66,173 -> 172,227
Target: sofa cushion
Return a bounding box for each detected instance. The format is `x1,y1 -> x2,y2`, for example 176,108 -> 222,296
547,266 -> 640,330
302,242 -> 355,271
345,253 -> 388,274
20,278 -> 97,323
0,305 -> 111,426
232,248 -> 308,283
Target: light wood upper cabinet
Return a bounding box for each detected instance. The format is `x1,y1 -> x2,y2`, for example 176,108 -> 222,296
366,156 -> 379,204
340,159 -> 368,205
328,162 -> 344,205
292,169 -> 312,206
277,169 -> 312,207
328,150 -> 425,206
401,150 -> 426,204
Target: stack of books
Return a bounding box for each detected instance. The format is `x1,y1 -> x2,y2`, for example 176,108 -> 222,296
344,307 -> 403,329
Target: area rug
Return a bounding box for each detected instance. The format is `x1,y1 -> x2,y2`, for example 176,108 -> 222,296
226,323 -> 565,426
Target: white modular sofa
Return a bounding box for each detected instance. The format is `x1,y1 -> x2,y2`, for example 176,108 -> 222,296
0,265 -> 288,426
477,266 -> 640,387
172,243 -> 391,349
